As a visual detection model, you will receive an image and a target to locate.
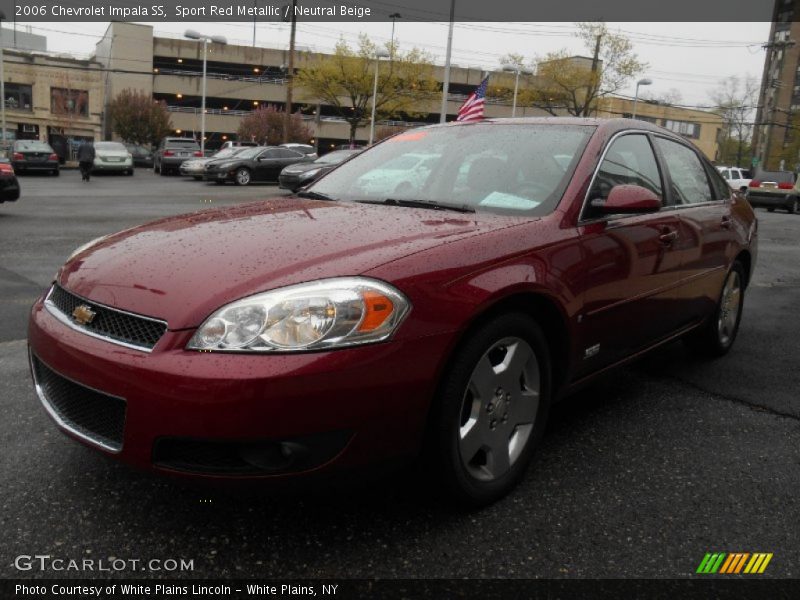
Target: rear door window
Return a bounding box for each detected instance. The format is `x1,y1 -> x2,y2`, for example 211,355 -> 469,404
654,138 -> 714,205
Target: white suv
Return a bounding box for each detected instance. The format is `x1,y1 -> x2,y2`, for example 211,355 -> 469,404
717,166 -> 752,192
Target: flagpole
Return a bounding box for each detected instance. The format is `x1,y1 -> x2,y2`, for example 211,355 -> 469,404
439,0 -> 455,123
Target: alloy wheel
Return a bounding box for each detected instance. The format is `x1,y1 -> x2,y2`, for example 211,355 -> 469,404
458,337 -> 540,482
717,270 -> 742,347
236,169 -> 251,186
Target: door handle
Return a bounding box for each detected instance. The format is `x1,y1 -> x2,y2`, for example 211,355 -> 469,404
659,229 -> 678,244
720,215 -> 732,229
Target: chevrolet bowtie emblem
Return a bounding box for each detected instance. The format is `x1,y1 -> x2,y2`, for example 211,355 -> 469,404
72,304 -> 96,325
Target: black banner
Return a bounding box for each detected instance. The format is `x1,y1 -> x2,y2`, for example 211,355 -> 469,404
3,579 -> 800,600
0,0 -> 782,23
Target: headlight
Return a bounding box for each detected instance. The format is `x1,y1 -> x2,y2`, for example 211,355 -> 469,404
67,235 -> 110,262
302,168 -> 322,178
187,277 -> 410,352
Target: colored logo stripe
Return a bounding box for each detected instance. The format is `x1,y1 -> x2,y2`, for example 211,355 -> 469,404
696,552 -> 773,574
744,553 -> 773,574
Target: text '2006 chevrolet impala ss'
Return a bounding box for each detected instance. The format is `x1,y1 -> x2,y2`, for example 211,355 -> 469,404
28,118 -> 757,506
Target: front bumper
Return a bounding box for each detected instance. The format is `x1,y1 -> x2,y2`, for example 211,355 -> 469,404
203,170 -> 233,182
28,293 -> 446,479
180,164 -> 205,176
279,173 -> 305,191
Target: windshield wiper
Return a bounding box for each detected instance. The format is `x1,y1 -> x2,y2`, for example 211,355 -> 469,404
362,198 -> 474,213
295,190 -> 334,200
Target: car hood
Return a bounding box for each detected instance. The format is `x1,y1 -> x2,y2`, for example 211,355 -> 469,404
59,198 -> 519,329
282,163 -> 331,175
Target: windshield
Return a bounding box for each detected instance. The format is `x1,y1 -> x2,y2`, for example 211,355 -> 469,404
95,142 -> 127,152
308,124 -> 593,215
212,147 -> 244,159
231,147 -> 262,160
16,141 -> 52,152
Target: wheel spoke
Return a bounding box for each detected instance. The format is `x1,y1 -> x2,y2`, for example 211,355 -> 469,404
470,354 -> 498,402
459,421 -> 487,463
488,438 -> 511,477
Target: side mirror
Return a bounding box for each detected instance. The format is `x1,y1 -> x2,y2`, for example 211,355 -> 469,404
591,184 -> 662,214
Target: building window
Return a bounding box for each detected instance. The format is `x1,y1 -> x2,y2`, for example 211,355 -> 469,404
4,83 -> 33,111
663,119 -> 701,140
50,87 -> 89,118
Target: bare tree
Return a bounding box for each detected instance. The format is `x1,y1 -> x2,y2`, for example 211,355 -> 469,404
529,23 -> 646,116
710,76 -> 759,167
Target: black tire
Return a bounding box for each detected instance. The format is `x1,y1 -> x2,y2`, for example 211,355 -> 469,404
154,164 -> 160,174
429,312 -> 551,506
127,169 -> 134,176
234,168 -> 251,186
160,166 -> 168,176
684,261 -> 745,357
52,169 -> 59,176
767,207 -> 775,213
788,196 -> 799,214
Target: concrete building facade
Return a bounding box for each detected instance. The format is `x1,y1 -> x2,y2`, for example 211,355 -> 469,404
751,0 -> 800,170
596,96 -> 724,159
1,44 -> 104,159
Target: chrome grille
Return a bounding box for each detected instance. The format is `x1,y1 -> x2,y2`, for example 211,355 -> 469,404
30,354 -> 126,452
46,284 -> 167,351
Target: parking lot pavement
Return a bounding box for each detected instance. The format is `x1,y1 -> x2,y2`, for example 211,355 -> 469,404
1,178 -> 799,579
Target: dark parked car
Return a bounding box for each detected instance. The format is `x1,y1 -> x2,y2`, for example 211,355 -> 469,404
125,144 -> 154,168
279,149 -> 361,191
203,146 -> 311,185
746,170 -> 799,214
0,159 -> 20,202
28,118 -> 756,506
154,137 -> 202,175
11,140 -> 59,176
280,143 -> 318,160
180,146 -> 250,180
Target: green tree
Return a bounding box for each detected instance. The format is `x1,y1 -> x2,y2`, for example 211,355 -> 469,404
108,89 -> 172,146
295,35 -> 438,142
528,23 -> 645,116
709,76 -> 759,167
236,105 -> 312,146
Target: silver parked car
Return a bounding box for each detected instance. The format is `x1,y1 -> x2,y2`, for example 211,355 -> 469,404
93,142 -> 134,175
179,147 -> 251,180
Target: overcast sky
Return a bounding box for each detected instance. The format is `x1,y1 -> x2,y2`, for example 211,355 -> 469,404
8,21 -> 770,107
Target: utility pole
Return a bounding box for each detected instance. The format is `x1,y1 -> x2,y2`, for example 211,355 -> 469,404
0,11 -> 6,153
439,0 -> 455,123
586,33 -> 602,117
282,0 -> 297,144
252,0 -> 257,47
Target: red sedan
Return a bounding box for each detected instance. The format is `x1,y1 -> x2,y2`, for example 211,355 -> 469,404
28,119 -> 757,505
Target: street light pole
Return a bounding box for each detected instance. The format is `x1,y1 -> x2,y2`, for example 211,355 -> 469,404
389,12 -> 401,57
369,49 -> 389,145
0,11 -> 6,152
439,0 -> 455,123
185,30 -> 227,155
501,64 -> 532,118
631,77 -> 652,120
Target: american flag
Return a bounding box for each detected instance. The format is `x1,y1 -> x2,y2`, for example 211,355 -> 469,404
456,76 -> 489,122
